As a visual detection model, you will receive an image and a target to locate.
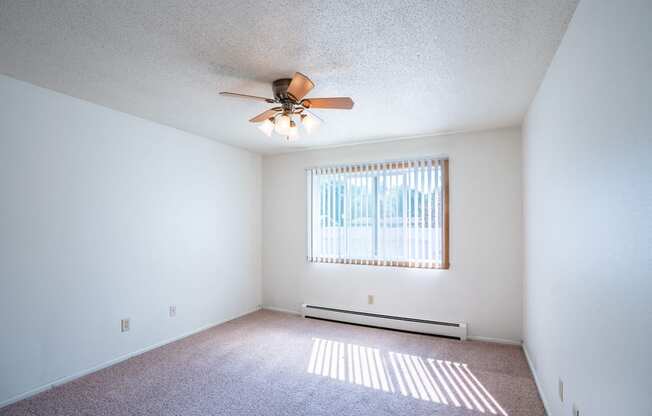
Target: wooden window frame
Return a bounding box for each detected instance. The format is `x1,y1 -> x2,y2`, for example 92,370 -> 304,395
306,158 -> 450,270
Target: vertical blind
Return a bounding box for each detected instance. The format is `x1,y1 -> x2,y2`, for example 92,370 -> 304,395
306,158 -> 449,269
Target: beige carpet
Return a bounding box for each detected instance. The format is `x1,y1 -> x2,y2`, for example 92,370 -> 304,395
1,310 -> 544,415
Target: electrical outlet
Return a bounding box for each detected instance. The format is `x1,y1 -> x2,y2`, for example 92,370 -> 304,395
121,318 -> 130,332
558,379 -> 564,402
169,305 -> 176,317
572,403 -> 580,416
368,295 -> 374,305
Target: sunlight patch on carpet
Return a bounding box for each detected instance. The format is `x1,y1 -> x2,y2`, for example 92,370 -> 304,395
307,337 -> 508,415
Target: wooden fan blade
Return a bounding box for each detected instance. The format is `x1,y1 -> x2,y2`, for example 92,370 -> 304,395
249,108 -> 279,123
287,72 -> 315,101
219,92 -> 275,103
301,97 -> 354,109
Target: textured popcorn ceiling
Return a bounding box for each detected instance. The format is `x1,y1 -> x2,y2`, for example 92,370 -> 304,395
0,1 -> 577,154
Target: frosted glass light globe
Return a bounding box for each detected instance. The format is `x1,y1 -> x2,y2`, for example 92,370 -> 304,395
257,119 -> 274,137
275,114 -> 291,135
300,113 -> 320,133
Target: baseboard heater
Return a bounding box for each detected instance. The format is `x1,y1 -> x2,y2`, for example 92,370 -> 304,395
301,304 -> 467,341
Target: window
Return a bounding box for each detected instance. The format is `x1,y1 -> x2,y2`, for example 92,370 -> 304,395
306,158 -> 449,269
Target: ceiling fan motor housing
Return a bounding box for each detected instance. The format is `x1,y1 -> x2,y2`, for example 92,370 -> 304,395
272,78 -> 293,101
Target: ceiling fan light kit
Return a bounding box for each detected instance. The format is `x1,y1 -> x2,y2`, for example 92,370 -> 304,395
220,72 -> 354,142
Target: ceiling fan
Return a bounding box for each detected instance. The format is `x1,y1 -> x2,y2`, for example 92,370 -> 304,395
219,72 -> 354,140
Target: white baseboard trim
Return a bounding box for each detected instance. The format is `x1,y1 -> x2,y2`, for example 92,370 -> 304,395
523,343 -> 550,416
265,307 -> 520,346
262,305 -> 301,315
0,306 -> 261,409
467,336 -> 522,346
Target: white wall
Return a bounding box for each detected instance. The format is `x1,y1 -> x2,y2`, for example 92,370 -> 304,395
263,127 -> 523,342
523,1 -> 651,415
0,75 -> 262,405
